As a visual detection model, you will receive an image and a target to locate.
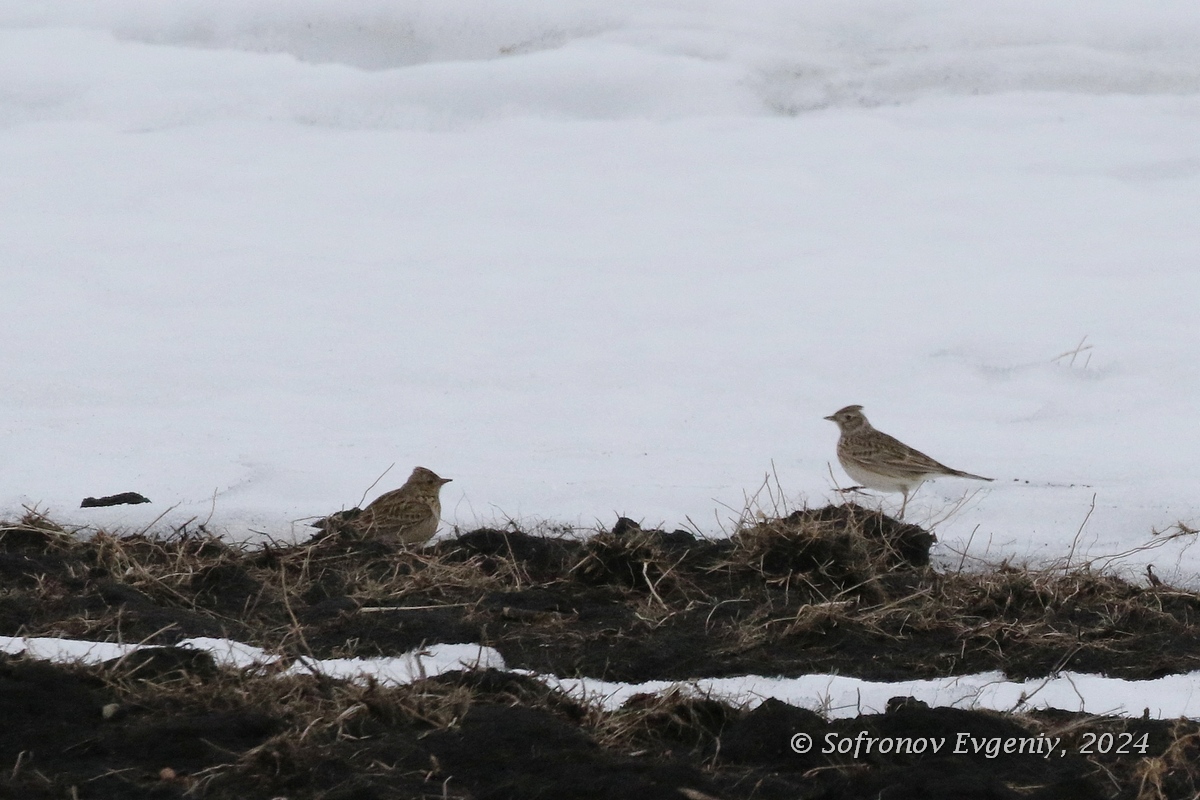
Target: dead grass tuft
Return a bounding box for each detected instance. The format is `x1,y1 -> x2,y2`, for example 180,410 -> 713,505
1133,720 -> 1200,800
2,504 -> 1199,687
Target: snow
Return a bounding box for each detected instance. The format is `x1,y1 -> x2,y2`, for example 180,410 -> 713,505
299,643 -> 507,683
0,634 -> 505,682
4,632 -> 1199,720
5,1 -> 1199,570
3,0 -> 1200,715
0,634 -> 133,665
555,671 -> 1200,720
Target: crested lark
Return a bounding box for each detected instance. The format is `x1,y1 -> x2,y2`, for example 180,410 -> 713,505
824,405 -> 992,518
344,466 -> 452,545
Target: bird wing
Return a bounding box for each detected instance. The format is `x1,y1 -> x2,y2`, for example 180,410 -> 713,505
358,490 -> 437,532
840,431 -> 956,478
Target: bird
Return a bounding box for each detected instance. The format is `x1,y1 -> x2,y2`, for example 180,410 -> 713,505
326,466 -> 452,545
824,405 -> 992,518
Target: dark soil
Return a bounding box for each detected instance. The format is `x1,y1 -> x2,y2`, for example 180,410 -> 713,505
3,506 -> 1198,682
2,655 -> 1197,800
3,507 -> 1200,798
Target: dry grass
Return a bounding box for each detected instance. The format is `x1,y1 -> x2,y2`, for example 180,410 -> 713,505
76,640 -> 1200,799
3,504 -> 1200,679
1132,720 -> 1200,800
4,501 -> 1200,798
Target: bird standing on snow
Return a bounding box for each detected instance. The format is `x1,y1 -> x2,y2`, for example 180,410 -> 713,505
824,405 -> 992,518
334,466 -> 452,545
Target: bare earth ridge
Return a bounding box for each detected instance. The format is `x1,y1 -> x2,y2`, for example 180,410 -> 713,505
1,507 -> 1198,798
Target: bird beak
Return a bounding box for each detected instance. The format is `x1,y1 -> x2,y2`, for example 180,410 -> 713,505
823,415 -> 835,421
440,478 -> 453,484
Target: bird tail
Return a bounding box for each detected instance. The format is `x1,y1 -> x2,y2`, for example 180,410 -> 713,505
948,469 -> 993,482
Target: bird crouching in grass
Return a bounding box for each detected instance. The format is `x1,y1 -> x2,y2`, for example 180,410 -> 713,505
824,405 -> 992,518
317,466 -> 452,546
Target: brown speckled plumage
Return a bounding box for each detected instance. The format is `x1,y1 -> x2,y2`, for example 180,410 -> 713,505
824,405 -> 991,517
346,466 -> 452,545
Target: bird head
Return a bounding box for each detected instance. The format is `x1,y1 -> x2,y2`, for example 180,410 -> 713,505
823,405 -> 870,433
408,466 -> 452,487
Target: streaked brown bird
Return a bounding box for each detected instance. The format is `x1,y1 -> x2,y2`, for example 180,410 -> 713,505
824,405 -> 992,518
325,466 -> 452,545
1146,564 -> 1164,588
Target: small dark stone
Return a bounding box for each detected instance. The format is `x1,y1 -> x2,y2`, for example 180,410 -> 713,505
612,516 -> 644,536
886,696 -> 930,713
102,647 -> 219,681
80,492 -> 151,508
659,529 -> 698,546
